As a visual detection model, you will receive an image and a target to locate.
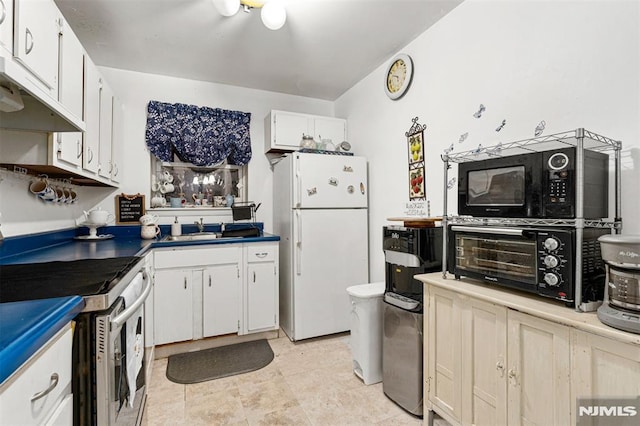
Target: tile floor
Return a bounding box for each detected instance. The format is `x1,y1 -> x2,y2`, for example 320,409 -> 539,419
142,332 -> 444,425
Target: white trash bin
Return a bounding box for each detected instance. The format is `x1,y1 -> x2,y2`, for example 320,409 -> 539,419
347,282 -> 385,385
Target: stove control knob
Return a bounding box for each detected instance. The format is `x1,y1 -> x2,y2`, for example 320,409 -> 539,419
544,238 -> 559,251
544,273 -> 560,286
544,255 -> 559,268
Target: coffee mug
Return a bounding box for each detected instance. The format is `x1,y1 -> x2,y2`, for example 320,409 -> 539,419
67,189 -> 78,204
139,214 -> 159,226
53,186 -> 66,204
151,196 -> 166,208
160,182 -> 175,194
170,197 -> 183,208
161,171 -> 174,183
140,224 -> 161,239
213,196 -> 225,207
29,178 -> 57,202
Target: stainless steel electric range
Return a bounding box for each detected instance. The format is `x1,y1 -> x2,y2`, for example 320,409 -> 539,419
0,256 -> 151,426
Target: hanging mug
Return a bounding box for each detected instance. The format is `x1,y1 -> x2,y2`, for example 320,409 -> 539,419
29,177 -> 56,202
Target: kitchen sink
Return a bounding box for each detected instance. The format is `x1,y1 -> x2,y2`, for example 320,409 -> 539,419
162,232 -> 221,242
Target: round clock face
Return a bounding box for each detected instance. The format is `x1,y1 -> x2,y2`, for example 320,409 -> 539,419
385,54 -> 413,100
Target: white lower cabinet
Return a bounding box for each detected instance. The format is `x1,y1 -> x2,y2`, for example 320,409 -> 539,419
244,243 -> 279,333
0,326 -> 73,426
154,268 -> 194,345
203,264 -> 241,337
427,287 -> 571,426
153,242 -> 278,346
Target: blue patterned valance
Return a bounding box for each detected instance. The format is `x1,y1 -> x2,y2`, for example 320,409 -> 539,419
145,101 -> 252,166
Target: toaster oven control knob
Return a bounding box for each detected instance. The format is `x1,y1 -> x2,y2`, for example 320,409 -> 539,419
544,272 -> 560,286
543,237 -> 559,251
543,255 -> 559,268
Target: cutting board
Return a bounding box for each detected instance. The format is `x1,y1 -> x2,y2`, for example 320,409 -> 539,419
387,217 -> 443,228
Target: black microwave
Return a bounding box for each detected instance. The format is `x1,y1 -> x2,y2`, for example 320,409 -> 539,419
457,147 -> 609,219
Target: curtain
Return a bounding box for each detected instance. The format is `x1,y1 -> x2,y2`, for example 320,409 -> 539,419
145,101 -> 252,166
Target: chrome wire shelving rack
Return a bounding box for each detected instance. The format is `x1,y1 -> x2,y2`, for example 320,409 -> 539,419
440,128 -> 623,312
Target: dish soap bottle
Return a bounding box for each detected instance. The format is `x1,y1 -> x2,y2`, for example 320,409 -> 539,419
171,216 -> 182,236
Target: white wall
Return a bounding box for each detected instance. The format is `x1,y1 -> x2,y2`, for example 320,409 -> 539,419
335,0 -> 640,282
0,68 -> 334,236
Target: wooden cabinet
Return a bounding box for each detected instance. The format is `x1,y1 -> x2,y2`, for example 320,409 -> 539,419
506,310 -> 571,426
0,0 -> 13,54
427,286 -> 571,426
421,274 -> 640,426
153,268 -> 194,345
13,0 -> 59,93
264,110 -> 347,153
572,330 -> 640,402
0,326 -> 73,426
244,243 -> 279,333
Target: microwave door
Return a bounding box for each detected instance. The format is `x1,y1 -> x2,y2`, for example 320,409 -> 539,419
452,227 -> 538,288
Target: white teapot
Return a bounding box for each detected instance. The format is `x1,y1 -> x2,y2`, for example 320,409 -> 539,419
139,214 -> 159,226
84,208 -> 114,225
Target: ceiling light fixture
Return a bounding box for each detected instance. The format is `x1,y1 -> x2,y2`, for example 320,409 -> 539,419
212,0 -> 287,30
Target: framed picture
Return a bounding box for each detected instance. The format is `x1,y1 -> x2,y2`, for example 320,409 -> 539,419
408,131 -> 424,165
408,166 -> 425,200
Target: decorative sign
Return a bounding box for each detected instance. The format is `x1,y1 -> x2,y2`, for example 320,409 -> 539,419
405,117 -> 427,201
116,193 -> 145,224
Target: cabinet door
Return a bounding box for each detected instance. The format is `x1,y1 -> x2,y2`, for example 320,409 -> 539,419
110,96 -> 123,183
572,330 -> 640,410
507,310 -> 571,426
246,261 -> 277,332
203,264 -> 240,337
154,269 -> 193,345
98,78 -> 113,179
55,132 -> 83,168
14,0 -> 59,92
57,19 -> 83,120
314,117 -> 346,145
0,0 -> 13,54
272,111 -> 313,151
461,297 -> 508,426
428,287 -> 463,422
44,393 -> 73,426
83,57 -> 100,174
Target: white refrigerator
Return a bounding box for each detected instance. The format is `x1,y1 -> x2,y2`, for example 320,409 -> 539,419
273,152 -> 369,341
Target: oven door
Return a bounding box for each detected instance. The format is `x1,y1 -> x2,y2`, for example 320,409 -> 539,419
449,226 -> 539,292
95,270 -> 151,426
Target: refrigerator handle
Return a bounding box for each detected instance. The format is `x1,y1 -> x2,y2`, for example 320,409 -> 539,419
295,160 -> 302,208
295,210 -> 302,275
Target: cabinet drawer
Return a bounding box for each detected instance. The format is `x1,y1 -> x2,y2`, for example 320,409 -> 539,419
246,245 -> 277,263
155,245 -> 240,269
0,326 -> 73,425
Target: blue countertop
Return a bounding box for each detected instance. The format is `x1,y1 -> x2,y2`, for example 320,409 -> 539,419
0,296 -> 84,384
0,223 -> 279,383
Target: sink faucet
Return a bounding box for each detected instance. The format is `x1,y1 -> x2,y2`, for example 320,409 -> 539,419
195,218 -> 205,233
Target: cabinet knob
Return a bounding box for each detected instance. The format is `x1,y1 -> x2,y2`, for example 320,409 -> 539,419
496,361 -> 505,377
508,368 -> 518,386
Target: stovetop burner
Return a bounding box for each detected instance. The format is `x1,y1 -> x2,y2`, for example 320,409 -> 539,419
0,257 -> 140,303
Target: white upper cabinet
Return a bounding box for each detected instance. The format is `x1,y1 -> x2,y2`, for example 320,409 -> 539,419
83,57 -> 100,175
264,110 -> 347,153
98,78 -> 113,179
58,19 -> 83,119
0,0 -> 13,54
13,0 -> 60,93
110,97 -> 123,183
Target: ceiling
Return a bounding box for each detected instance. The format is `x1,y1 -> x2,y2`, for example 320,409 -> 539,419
54,0 -> 463,101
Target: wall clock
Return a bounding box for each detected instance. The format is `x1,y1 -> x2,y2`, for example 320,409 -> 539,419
384,53 -> 413,100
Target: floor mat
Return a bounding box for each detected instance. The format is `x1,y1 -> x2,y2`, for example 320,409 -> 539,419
166,339 -> 274,384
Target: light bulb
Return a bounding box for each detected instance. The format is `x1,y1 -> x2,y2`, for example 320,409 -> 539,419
261,1 -> 286,30
212,0 -> 240,17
